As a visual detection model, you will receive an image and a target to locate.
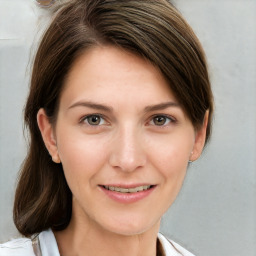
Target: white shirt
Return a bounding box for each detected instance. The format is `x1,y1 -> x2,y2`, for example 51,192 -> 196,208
0,229 -> 195,256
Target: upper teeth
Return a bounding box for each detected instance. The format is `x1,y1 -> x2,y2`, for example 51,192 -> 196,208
104,185 -> 151,193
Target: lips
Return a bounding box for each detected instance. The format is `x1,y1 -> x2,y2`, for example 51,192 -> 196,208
103,185 -> 152,193
99,184 -> 156,203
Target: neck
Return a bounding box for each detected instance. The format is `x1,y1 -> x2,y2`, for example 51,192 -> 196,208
54,205 -> 161,256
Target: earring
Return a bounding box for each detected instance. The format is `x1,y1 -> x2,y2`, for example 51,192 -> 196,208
188,151 -> 194,163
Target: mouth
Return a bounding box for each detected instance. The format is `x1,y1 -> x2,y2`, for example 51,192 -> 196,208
99,184 -> 156,203
101,185 -> 155,193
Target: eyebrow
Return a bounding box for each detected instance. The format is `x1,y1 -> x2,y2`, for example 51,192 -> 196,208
144,101 -> 180,112
68,100 -> 180,112
68,101 -> 113,112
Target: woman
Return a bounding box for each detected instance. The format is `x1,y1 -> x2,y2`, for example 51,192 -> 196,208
0,0 -> 213,255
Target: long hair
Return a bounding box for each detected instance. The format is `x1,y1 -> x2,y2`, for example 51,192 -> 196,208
14,0 -> 213,236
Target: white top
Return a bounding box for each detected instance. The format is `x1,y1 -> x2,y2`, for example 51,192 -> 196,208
0,229 -> 195,256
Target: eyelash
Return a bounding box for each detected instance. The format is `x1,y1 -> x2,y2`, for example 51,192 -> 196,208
79,114 -> 176,127
80,114 -> 108,126
148,114 -> 176,127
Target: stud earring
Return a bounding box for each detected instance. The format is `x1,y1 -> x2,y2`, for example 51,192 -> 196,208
188,151 -> 194,163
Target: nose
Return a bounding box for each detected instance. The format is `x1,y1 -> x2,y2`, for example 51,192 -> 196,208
108,125 -> 147,172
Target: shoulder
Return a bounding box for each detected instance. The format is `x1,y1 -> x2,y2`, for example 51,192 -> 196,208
0,229 -> 59,256
0,237 -> 34,256
158,233 -> 196,256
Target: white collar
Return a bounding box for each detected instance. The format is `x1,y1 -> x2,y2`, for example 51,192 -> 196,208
39,229 -> 60,256
38,229 -> 195,256
158,233 -> 195,256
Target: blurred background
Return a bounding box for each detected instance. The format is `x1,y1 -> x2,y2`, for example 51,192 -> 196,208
0,0 -> 255,255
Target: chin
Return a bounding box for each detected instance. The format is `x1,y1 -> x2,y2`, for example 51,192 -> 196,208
101,216 -> 160,237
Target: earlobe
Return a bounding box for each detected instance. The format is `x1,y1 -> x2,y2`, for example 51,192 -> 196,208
37,108 -> 60,163
190,111 -> 209,162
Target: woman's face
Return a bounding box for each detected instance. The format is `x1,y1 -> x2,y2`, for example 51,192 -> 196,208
38,46 -> 206,236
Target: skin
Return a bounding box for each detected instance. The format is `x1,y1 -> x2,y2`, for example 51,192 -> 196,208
37,46 -> 208,256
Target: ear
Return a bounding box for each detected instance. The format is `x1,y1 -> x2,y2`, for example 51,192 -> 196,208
37,108 -> 61,163
190,111 -> 209,162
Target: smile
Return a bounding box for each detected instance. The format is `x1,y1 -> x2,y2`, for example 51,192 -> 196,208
103,185 -> 152,193
100,184 -> 156,203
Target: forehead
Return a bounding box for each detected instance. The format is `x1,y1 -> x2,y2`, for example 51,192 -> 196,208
60,45 -> 178,108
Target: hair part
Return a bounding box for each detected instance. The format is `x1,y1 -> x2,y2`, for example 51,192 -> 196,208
14,0 -> 213,236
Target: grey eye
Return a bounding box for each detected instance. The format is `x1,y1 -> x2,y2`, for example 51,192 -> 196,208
86,115 -> 102,126
153,116 -> 168,126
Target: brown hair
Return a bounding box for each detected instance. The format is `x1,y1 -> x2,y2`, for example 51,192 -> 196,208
14,0 -> 213,236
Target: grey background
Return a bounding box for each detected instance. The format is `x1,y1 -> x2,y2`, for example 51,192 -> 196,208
0,0 -> 255,255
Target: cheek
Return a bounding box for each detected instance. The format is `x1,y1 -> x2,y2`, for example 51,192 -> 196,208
146,131 -> 194,177
56,131 -> 109,182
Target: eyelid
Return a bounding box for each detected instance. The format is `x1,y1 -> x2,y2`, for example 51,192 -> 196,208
147,114 -> 177,126
79,114 -> 109,126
